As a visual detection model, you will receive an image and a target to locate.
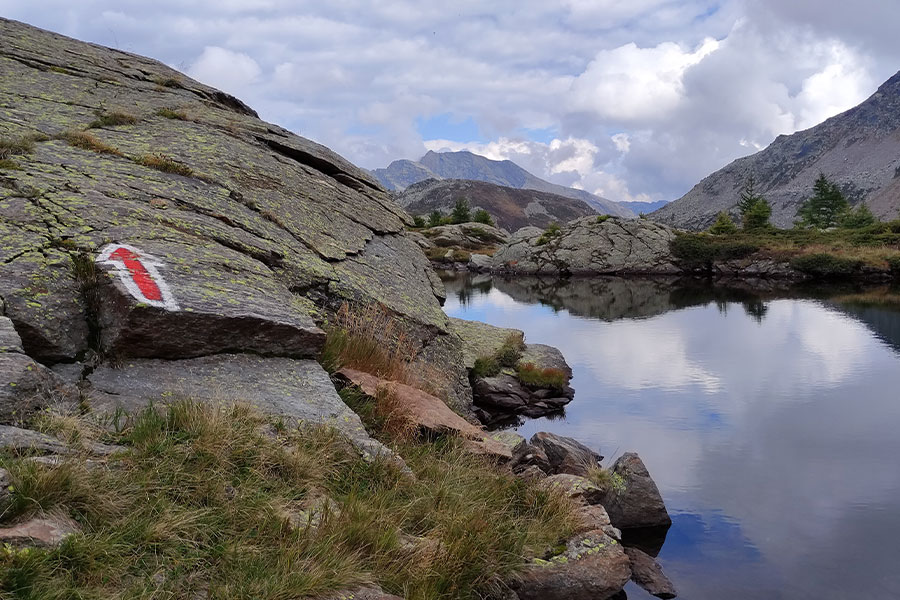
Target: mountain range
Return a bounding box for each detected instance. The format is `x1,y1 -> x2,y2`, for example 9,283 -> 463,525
396,178 -> 599,231
373,150 -> 635,218
653,70 -> 900,229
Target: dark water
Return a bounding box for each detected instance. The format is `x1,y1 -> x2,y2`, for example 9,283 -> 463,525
442,274 -> 900,600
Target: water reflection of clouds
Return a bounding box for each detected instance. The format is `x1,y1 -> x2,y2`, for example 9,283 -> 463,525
445,280 -> 900,600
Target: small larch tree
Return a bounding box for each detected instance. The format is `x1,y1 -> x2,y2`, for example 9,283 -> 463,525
796,174 -> 850,229
428,210 -> 443,228
737,176 -> 772,231
841,203 -> 877,229
451,197 -> 471,224
473,208 -> 494,226
709,211 -> 738,235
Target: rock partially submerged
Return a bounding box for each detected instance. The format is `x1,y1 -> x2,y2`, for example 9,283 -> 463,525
625,546 -> 678,599
602,453 -> 672,530
530,431 -> 602,477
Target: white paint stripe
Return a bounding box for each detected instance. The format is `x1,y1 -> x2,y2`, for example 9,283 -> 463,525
96,243 -> 180,311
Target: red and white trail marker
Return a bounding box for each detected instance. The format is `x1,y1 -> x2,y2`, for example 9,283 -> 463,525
96,244 -> 179,311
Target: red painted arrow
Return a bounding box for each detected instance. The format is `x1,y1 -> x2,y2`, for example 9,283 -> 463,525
108,247 -> 163,301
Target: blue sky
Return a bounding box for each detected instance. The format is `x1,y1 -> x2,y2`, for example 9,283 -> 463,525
3,1 -> 898,203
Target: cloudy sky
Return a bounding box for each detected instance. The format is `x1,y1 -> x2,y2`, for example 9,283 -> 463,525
3,1 -> 898,203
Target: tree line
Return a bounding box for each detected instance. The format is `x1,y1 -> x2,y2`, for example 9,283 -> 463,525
709,173 -> 878,234
412,197 -> 495,228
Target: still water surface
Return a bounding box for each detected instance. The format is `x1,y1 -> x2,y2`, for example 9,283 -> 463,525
442,274 -> 900,600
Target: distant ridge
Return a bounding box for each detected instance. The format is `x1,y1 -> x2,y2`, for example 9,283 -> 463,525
653,70 -> 900,229
374,150 -> 634,218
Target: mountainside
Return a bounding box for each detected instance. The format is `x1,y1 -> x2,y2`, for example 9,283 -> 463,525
397,178 -> 599,231
374,150 -> 634,218
653,71 -> 900,229
619,200 -> 669,214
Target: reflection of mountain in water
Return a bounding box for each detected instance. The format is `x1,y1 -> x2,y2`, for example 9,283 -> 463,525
441,272 -> 900,354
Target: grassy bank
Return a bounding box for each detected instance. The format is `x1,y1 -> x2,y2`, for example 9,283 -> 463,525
0,400 -> 575,600
672,222 -> 900,276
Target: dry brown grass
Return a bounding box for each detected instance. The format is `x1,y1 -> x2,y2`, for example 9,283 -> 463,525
134,153 -> 194,176
59,130 -> 123,156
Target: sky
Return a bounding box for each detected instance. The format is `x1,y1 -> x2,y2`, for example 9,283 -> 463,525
3,1 -> 899,203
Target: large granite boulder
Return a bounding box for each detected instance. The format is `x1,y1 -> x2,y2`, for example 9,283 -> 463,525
423,223 -> 508,249
602,453 -> 672,530
492,217 -> 680,276
530,432 -> 602,477
0,317 -> 78,423
514,531 -> 631,600
0,17 -> 472,438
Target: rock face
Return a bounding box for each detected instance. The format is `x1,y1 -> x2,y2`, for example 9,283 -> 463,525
514,531 -> 632,600
530,432 -> 602,477
399,178 -> 600,231
0,17 -> 470,443
652,70 -> 900,229
374,150 -> 633,217
422,222 -> 508,249
602,453 -> 672,530
490,217 -> 680,276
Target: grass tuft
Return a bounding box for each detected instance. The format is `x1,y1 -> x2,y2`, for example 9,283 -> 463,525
153,76 -> 183,88
535,222 -> 562,246
88,111 -> 138,128
0,158 -> 22,170
134,153 -> 194,177
0,135 -> 37,160
59,131 -> 123,156
155,107 -> 188,120
471,333 -> 525,379
0,400 -> 576,599
516,363 -> 568,390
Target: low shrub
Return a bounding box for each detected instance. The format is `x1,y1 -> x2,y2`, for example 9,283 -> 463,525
596,214 -> 610,224
889,255 -> 900,276
790,253 -> 863,276
155,107 -> 188,120
536,222 -> 562,246
670,233 -> 759,269
516,363 -> 568,390
134,153 -> 193,176
472,356 -> 501,378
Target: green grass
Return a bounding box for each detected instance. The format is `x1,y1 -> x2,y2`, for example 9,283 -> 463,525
0,400 -> 575,599
596,214 -> 610,224
134,153 -> 193,177
0,158 -> 22,170
471,334 -> 525,379
790,253 -> 863,276
516,363 -> 567,390
87,111 -> 138,129
0,135 -> 41,160
153,76 -> 183,89
535,222 -> 562,246
155,107 -> 188,120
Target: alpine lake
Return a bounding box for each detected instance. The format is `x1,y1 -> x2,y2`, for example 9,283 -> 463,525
441,272 -> 900,600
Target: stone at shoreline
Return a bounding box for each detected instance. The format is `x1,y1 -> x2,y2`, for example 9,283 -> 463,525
519,344 -> 572,377
541,473 -> 605,505
602,453 -> 672,530
510,440 -> 552,475
468,253 -> 494,271
530,432 -> 602,477
87,356 -> 392,461
573,505 -> 622,541
449,317 -> 524,370
624,546 -> 678,599
0,514 -> 80,548
334,368 -> 511,460
514,531 -> 631,600
0,317 -> 79,423
423,223 -> 508,249
492,217 -> 680,276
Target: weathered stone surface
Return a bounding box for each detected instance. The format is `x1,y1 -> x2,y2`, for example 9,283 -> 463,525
468,252 -> 494,271
0,317 -> 24,353
0,17 -> 461,397
573,505 -> 622,541
488,430 -> 525,453
86,355 -> 391,460
0,514 -> 80,548
423,222 -> 508,249
530,432 -> 602,477
510,440 -> 552,475
602,453 -> 672,530
519,344 -> 572,377
324,586 -> 404,600
514,531 -> 631,600
541,474 -> 605,506
473,374 -> 573,425
0,424 -> 69,455
0,467 -> 10,501
492,217 -> 680,276
449,317 -> 523,370
335,368 -> 511,460
624,546 -> 678,599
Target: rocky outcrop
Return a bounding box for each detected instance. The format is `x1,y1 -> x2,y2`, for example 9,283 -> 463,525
489,217 -> 680,276
449,318 -> 575,425
422,222 -> 508,249
602,453 -> 672,530
652,70 -> 900,228
0,514 -> 80,548
0,17 -> 472,443
399,178 -> 600,231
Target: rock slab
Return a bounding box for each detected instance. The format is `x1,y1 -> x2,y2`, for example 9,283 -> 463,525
625,546 -> 678,599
